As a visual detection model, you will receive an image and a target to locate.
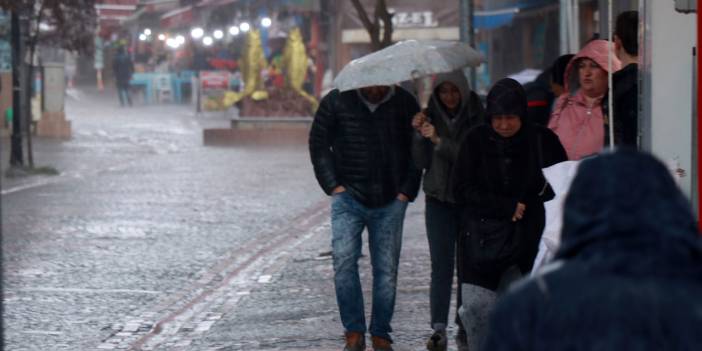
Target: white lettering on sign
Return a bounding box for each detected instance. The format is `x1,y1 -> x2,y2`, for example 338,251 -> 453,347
389,9 -> 439,28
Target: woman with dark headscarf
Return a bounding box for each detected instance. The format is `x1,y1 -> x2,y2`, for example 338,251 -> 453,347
452,78 -> 567,350
482,149 -> 702,350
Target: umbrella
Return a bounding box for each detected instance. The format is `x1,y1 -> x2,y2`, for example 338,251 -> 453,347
333,39 -> 484,92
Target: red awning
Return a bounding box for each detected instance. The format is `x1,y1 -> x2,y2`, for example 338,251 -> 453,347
160,5 -> 194,29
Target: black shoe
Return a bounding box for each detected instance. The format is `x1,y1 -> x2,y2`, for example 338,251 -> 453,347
426,330 -> 447,351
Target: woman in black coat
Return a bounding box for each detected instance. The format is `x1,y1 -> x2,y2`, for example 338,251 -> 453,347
452,78 -> 567,350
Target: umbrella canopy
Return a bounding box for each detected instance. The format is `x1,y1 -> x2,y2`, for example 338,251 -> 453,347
333,39 -> 484,92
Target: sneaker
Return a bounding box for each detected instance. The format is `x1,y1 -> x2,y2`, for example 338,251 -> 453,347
455,328 -> 469,351
343,331 -> 365,351
426,330 -> 447,351
371,335 -> 394,351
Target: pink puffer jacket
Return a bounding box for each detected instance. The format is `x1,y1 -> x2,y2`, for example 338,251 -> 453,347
548,40 -> 621,160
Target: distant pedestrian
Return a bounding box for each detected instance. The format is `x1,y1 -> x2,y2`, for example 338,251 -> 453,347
309,85 -> 422,351
453,78 -> 567,351
410,71 -> 484,351
549,54 -> 575,100
548,40 -> 621,160
112,46 -> 134,107
523,69 -> 553,127
482,149 -> 702,351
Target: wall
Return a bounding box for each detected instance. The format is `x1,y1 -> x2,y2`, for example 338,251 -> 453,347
640,0 -> 697,197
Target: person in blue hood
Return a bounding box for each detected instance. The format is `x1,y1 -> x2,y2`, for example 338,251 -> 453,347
452,78 -> 567,350
411,70 -> 484,351
482,149 -> 702,350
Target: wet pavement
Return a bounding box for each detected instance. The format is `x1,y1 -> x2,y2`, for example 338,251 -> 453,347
1,88 -> 465,350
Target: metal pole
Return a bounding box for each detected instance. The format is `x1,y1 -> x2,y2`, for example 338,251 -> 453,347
607,0 -> 615,148
697,0 -> 702,231
460,0 -> 477,88
10,10 -> 23,167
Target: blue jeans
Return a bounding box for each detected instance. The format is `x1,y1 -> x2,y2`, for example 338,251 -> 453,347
331,192 -> 408,342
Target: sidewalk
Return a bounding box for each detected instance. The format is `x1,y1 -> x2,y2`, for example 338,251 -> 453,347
1,87 -> 464,351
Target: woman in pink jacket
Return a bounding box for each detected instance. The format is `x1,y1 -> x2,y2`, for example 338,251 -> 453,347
548,40 -> 621,160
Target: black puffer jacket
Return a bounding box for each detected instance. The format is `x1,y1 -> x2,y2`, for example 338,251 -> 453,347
309,87 -> 422,208
482,149 -> 702,351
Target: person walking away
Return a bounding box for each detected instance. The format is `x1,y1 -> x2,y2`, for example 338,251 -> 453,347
411,71 -> 484,351
112,46 -> 134,107
548,40 -> 621,160
309,85 -> 422,351
453,78 -> 567,350
482,149 -> 702,351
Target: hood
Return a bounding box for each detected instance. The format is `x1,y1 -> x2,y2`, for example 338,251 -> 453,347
484,78 -> 527,124
564,40 -> 622,93
555,149 -> 702,277
428,70 -> 471,116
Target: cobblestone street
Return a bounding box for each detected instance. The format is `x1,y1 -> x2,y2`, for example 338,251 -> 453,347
1,89 -> 463,351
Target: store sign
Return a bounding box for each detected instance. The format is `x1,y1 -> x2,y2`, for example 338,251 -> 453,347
200,71 -> 231,90
390,10 -> 439,28
341,1 -> 458,30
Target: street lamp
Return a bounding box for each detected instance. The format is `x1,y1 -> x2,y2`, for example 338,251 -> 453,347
166,38 -> 179,49
229,26 -> 240,36
191,27 -> 204,39
203,36 -> 213,46
139,33 -> 147,41
158,33 -> 166,41
239,22 -> 250,32
261,17 -> 272,28
213,29 -> 224,39
144,28 -> 152,36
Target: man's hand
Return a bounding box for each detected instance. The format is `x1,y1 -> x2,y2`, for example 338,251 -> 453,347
397,193 -> 409,202
512,202 -> 526,222
412,112 -> 427,130
332,185 -> 346,194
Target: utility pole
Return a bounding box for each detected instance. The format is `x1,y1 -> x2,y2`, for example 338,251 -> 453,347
10,9 -> 23,167
459,0 -> 477,88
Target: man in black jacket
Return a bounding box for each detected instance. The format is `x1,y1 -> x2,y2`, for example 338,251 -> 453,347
611,10 -> 639,146
309,85 -> 421,351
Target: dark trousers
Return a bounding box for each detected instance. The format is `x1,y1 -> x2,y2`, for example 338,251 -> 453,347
117,83 -> 132,106
425,197 -> 464,331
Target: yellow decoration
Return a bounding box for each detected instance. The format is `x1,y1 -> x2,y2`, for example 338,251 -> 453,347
282,27 -> 318,112
222,29 -> 269,107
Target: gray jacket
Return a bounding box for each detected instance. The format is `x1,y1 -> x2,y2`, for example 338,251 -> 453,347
412,71 -> 484,203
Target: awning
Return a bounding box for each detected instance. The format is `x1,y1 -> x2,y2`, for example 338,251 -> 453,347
160,5 -> 194,29
474,7 -> 520,30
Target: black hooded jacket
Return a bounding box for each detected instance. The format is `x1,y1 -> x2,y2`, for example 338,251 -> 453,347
454,78 -> 566,219
412,71 -> 484,204
453,78 -> 567,274
309,87 -> 422,208
482,149 -> 702,350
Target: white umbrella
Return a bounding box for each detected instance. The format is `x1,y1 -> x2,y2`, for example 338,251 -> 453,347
333,39 -> 484,92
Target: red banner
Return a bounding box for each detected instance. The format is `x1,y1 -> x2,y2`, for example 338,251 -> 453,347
200,71 -> 231,90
